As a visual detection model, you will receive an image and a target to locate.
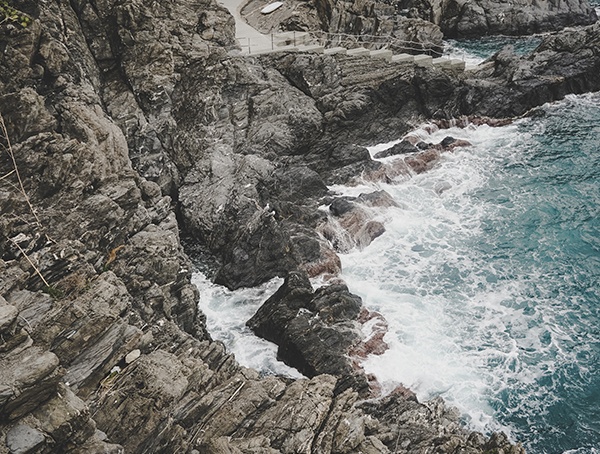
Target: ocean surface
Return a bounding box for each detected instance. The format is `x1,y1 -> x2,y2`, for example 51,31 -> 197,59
193,46 -> 600,453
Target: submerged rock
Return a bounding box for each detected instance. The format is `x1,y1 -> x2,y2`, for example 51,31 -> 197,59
374,140 -> 420,158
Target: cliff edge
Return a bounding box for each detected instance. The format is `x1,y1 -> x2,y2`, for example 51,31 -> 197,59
2,0 -> 600,453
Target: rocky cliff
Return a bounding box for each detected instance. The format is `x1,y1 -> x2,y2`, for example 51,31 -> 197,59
2,0 -> 600,452
400,0 -> 598,37
241,0 -> 597,45
241,0 -> 445,55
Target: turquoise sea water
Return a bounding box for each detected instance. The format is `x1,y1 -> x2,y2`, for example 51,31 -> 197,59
447,35 -> 543,59
339,93 -> 600,453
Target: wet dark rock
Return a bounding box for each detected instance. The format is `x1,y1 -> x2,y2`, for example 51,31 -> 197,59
319,191 -> 397,252
374,140 -> 420,158
358,190 -> 400,208
213,206 -> 298,290
402,0 -> 597,37
247,272 -> 371,395
329,197 -> 357,217
405,148 -> 442,173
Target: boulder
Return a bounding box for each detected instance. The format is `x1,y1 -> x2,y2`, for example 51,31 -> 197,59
213,205 -> 298,289
374,140 -> 420,159
5,424 -> 46,454
33,383 -> 96,449
0,347 -> 62,421
247,272 -> 371,395
0,303 -> 19,335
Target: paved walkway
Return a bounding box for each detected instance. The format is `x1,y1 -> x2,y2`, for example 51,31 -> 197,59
219,0 -> 273,52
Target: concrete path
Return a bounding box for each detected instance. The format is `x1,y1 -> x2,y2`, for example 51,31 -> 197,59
219,0 -> 273,53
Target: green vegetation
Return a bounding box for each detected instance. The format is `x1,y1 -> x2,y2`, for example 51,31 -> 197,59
0,0 -> 31,27
43,285 -> 64,300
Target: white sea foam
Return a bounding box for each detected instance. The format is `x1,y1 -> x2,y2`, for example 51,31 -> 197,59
564,449 -> 599,454
443,43 -> 485,67
336,120 -> 552,437
192,272 -> 304,378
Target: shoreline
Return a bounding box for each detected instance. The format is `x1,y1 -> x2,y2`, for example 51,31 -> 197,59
1,0 -> 600,451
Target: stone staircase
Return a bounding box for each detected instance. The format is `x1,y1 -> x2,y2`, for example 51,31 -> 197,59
236,31 -> 466,72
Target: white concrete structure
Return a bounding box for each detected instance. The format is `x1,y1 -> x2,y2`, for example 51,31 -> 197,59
250,45 -> 298,55
450,59 -> 466,71
413,54 -> 433,67
370,49 -> 393,60
274,31 -> 310,47
432,57 -> 452,68
296,44 -> 325,53
391,53 -> 414,63
324,47 -> 347,55
347,47 -> 370,56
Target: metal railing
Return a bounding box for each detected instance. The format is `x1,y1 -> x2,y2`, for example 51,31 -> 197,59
235,30 -> 468,61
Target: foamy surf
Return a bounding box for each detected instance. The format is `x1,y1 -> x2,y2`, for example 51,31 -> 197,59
192,272 -> 304,379
335,97 -> 600,452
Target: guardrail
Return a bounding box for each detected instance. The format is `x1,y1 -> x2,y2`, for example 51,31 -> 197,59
236,30 -> 466,60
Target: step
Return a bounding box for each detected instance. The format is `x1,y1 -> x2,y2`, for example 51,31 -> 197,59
250,45 -> 299,56
432,57 -> 452,68
324,46 -> 347,55
369,49 -> 393,60
450,59 -> 466,71
413,54 -> 433,67
296,44 -> 325,54
391,53 -> 414,63
346,47 -> 370,56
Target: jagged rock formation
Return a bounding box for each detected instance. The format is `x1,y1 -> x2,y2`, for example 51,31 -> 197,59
400,0 -> 598,37
241,0 -> 445,55
457,23 -> 600,117
241,0 -> 597,50
2,0 -> 600,452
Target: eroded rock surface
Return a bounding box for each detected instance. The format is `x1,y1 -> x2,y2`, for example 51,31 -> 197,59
401,0 -> 598,37
3,0 -> 600,452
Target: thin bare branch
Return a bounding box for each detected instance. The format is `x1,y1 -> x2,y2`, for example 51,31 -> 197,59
0,114 -> 41,226
0,169 -> 16,181
9,237 -> 50,288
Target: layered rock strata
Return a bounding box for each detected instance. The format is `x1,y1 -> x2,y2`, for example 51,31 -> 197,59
2,0 -> 600,452
241,0 -> 445,55
400,0 -> 598,37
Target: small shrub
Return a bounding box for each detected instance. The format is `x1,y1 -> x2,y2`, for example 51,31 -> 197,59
0,0 -> 31,28
43,285 -> 64,300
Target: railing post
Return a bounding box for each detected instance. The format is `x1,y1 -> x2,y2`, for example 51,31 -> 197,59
271,33 -> 274,50
293,31 -> 296,47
